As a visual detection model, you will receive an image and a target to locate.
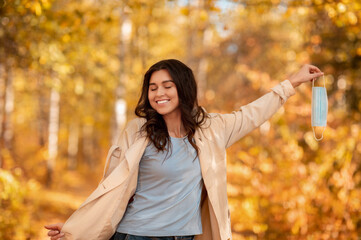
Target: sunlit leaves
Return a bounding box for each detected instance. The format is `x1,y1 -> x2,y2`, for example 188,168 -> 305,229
0,169 -> 37,239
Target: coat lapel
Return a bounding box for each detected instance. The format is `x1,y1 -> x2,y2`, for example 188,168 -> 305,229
79,136 -> 149,208
124,136 -> 149,171
194,130 -> 211,188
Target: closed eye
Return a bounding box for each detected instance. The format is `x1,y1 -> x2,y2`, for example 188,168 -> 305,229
149,85 -> 172,91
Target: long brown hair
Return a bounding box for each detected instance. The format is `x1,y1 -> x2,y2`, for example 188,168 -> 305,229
135,59 -> 208,158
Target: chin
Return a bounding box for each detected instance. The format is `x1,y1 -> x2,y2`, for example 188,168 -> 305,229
156,110 -> 170,116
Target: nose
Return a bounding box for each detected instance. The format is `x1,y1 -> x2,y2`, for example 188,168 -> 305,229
156,87 -> 165,96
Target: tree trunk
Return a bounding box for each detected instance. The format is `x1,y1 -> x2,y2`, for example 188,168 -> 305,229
3,66 -> 14,150
67,121 -> 79,170
82,123 -> 95,168
112,7 -> 131,144
47,86 -> 60,187
196,0 -> 211,102
0,65 -> 15,168
37,74 -> 47,147
197,55 -> 209,101
185,0 -> 194,65
0,64 -> 5,168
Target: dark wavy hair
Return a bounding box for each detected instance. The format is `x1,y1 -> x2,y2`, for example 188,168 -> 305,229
135,59 -> 208,158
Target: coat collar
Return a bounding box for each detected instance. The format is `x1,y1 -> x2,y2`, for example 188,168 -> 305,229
124,135 -> 149,171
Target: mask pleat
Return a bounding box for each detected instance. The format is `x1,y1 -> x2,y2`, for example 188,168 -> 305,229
312,87 -> 327,127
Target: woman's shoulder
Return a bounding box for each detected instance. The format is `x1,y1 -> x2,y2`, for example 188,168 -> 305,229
125,117 -> 146,131
198,107 -> 228,129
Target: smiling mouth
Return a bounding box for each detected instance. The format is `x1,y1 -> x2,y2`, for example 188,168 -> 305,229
156,100 -> 170,104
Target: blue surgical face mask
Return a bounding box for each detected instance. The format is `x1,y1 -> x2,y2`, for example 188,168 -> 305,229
311,75 -> 328,141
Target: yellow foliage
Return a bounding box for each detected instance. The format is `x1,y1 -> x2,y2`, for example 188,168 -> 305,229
0,169 -> 35,240
2,0 -> 361,239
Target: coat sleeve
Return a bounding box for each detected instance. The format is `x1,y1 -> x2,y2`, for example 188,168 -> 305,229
218,80 -> 295,148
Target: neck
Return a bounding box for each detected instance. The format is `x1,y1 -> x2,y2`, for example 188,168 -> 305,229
163,111 -> 186,138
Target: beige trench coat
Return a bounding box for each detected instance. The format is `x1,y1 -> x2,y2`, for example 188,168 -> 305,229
60,80 -> 295,240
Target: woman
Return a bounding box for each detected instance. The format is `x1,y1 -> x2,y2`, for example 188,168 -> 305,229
45,59 -> 323,240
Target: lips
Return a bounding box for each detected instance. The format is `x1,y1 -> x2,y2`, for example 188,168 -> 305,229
156,100 -> 170,104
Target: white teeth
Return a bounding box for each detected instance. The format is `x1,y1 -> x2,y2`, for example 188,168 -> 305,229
157,100 -> 169,104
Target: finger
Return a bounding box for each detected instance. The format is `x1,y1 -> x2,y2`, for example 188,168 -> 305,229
48,230 -> 60,236
44,225 -> 54,230
51,233 -> 64,240
44,224 -> 60,230
311,72 -> 324,78
308,65 -> 322,73
44,223 -> 61,230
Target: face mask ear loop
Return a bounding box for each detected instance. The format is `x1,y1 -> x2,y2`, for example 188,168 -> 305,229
312,75 -> 325,87
313,127 -> 325,141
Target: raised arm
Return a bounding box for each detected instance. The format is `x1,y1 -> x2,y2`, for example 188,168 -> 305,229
220,64 -> 323,148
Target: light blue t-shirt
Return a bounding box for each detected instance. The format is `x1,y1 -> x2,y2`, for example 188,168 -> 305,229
116,136 -> 203,236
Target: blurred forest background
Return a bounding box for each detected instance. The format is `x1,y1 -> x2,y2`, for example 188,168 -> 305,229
0,0 -> 361,239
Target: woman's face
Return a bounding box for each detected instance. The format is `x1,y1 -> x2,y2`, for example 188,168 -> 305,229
148,69 -> 180,117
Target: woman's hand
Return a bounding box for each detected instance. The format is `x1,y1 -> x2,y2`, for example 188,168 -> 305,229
288,64 -> 324,88
44,223 -> 64,240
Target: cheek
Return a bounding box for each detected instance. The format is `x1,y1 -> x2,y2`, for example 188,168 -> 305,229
147,92 -> 153,106
173,90 -> 180,103
148,90 -> 154,100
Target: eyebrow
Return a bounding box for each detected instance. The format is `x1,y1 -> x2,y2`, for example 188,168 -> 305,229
149,80 -> 173,85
